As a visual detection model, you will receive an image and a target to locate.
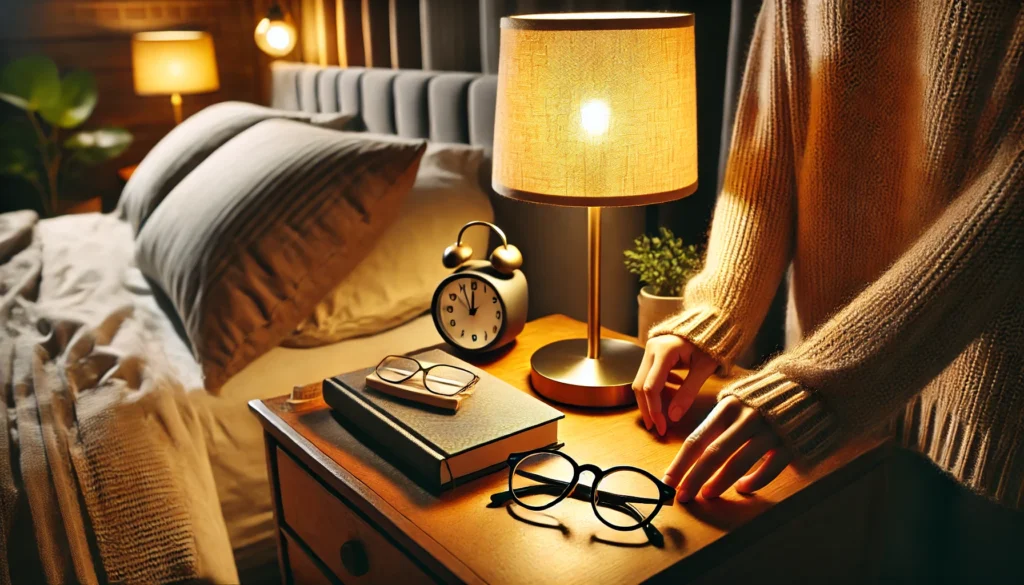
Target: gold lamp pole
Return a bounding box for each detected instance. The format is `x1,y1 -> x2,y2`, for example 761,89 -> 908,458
492,12 -> 698,407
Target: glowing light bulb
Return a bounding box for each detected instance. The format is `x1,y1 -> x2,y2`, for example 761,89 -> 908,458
254,6 -> 297,58
265,24 -> 292,51
580,99 -> 610,136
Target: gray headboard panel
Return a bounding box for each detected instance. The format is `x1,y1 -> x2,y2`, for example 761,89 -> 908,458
269,62 -> 643,335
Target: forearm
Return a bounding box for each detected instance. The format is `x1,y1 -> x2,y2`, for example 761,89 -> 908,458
724,143 -> 1024,460
650,0 -> 796,366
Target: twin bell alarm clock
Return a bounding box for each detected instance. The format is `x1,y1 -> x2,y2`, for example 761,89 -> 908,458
431,221 -> 527,354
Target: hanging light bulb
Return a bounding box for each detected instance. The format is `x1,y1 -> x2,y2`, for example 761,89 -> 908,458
254,2 -> 297,57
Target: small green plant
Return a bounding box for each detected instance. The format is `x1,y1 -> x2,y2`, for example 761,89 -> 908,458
624,227 -> 702,297
0,55 -> 133,216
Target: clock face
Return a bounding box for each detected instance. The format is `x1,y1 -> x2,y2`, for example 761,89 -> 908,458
434,274 -> 505,351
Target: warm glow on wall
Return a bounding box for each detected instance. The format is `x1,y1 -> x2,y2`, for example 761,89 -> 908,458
255,3 -> 298,57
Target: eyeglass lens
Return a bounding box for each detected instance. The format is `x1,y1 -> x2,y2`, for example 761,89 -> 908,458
593,469 -> 662,529
376,356 -> 475,396
511,452 -> 575,508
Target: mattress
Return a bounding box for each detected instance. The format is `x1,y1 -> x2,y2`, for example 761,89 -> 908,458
191,314 -> 442,572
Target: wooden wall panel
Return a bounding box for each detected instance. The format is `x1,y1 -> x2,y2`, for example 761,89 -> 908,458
335,0 -> 364,66
360,0 -> 390,67
0,0 -> 264,209
336,0 -> 365,67
419,0 -> 480,71
388,0 -> 421,69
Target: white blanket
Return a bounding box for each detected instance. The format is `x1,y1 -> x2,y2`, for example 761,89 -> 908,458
0,211 -> 237,584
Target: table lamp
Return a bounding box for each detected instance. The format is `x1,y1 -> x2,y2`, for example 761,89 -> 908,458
132,31 -> 220,125
492,12 -> 698,407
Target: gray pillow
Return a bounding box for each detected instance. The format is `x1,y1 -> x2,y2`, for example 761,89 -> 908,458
135,119 -> 426,390
118,101 -> 354,233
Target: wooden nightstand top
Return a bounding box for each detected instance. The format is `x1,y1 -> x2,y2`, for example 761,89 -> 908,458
250,314 -> 889,584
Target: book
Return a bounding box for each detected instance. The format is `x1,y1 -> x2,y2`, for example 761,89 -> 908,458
323,348 -> 564,493
364,367 -> 471,413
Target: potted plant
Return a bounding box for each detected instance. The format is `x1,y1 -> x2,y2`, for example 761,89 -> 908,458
624,227 -> 703,344
0,55 -> 133,217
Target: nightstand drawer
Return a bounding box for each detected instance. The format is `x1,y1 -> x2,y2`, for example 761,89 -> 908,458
284,531 -> 332,585
276,448 -> 434,584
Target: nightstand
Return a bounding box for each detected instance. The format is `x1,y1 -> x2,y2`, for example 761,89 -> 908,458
250,314 -> 890,584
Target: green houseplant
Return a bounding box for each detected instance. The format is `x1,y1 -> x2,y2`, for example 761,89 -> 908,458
624,227 -> 703,343
0,55 -> 133,217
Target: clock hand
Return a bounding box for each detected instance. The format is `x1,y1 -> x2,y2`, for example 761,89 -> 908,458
470,290 -> 476,315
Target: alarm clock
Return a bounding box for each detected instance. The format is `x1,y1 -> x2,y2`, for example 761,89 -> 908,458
432,221 -> 528,354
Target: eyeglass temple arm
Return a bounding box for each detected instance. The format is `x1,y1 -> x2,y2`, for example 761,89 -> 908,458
488,484 -> 663,546
513,470 -> 666,505
379,367 -> 477,389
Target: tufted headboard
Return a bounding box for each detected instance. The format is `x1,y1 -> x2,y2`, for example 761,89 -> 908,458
270,62 -> 644,335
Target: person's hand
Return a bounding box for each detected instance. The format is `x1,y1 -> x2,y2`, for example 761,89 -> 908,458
663,396 -> 791,502
631,335 -> 719,436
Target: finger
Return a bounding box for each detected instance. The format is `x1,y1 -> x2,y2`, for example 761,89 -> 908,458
667,354 -> 717,423
675,410 -> 762,502
644,352 -> 668,435
700,432 -> 778,499
661,398 -> 742,489
631,351 -> 654,431
736,448 -> 793,494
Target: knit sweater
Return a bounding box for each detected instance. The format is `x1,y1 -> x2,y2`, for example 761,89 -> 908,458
650,0 -> 1024,508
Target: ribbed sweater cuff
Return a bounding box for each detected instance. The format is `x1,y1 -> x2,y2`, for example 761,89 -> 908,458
718,369 -> 840,461
648,305 -> 745,366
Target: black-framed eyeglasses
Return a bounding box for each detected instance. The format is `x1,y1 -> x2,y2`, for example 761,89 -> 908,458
375,355 -> 479,397
488,449 -> 675,547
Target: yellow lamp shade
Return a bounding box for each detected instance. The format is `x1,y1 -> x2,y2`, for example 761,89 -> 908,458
492,12 -> 698,207
132,31 -> 220,96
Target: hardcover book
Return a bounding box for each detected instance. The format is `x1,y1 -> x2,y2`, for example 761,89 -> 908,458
323,348 -> 564,493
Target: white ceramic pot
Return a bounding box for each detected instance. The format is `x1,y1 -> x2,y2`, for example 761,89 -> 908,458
637,285 -> 684,345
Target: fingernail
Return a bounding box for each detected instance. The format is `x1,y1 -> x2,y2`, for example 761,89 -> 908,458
644,419 -> 652,431
677,488 -> 691,503
656,418 -> 666,436
669,406 -> 682,421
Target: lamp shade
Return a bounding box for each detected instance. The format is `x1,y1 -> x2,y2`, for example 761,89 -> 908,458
132,31 -> 220,96
492,12 -> 698,207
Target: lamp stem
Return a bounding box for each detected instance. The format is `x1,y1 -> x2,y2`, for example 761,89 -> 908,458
587,206 -> 601,359
170,92 -> 183,125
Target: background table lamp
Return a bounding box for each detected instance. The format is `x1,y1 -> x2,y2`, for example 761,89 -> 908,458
492,12 -> 698,407
132,31 -> 220,125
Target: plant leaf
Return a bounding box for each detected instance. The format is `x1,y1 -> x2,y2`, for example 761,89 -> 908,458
0,56 -> 60,112
0,145 -> 41,184
65,127 -> 133,164
40,69 -> 97,129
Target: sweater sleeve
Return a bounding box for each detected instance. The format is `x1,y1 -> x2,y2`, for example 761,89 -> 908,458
723,140 -> 1024,461
648,0 -> 796,367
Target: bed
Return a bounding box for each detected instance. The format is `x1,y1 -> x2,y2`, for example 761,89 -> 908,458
0,64 -> 645,584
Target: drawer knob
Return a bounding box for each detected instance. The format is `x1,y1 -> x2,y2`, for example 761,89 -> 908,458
340,540 -> 369,576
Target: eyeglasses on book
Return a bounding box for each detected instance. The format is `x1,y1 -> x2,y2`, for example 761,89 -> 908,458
375,355 -> 479,397
488,448 -> 675,547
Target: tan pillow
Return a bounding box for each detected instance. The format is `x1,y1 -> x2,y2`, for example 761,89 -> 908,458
135,119 -> 426,390
285,142 -> 494,347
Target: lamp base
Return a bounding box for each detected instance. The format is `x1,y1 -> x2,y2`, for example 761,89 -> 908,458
530,338 -> 644,407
